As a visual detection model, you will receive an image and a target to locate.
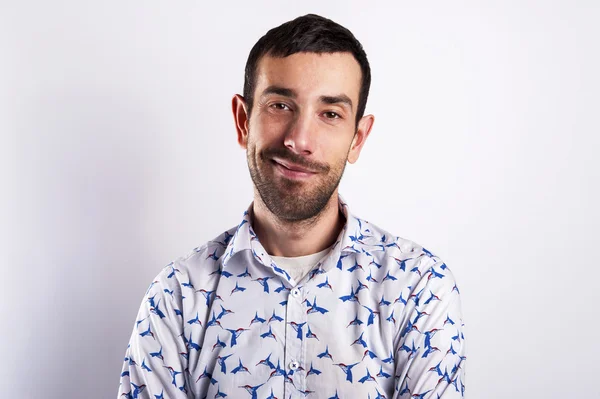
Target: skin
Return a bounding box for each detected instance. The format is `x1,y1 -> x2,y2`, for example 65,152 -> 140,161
232,52 -> 374,257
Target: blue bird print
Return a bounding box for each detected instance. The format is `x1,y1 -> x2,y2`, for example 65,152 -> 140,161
139,323 -> 155,340
226,328 -> 249,347
289,321 -> 306,340
274,281 -> 289,293
382,351 -> 394,364
252,249 -> 263,264
260,326 -> 277,341
239,383 -> 264,399
141,358 -> 152,372
347,259 -> 364,272
398,380 -> 411,396
307,297 -> 329,314
328,391 -> 340,399
214,384 -> 227,398
166,263 -> 180,279
206,311 -> 223,329
356,279 -> 369,292
317,276 -> 333,290
376,365 -> 391,378
424,290 -> 441,305
230,282 -> 246,295
180,279 -> 195,290
162,365 -> 181,387
339,286 -> 359,303
336,253 -> 350,270
366,270 -> 379,283
195,288 -> 217,306
130,382 -> 147,398
149,299 -> 166,319
271,262 -> 292,281
253,276 -> 271,293
268,310 -> 284,323
305,325 -> 319,340
411,389 -> 433,399
382,271 -> 397,282
361,349 -> 377,360
186,312 -> 201,326
386,310 -> 396,324
390,256 -> 411,271
237,267 -> 252,278
317,345 -> 334,360
400,340 -> 420,360
307,362 -> 322,376
232,358 -> 251,374
217,354 -> 233,373
212,335 -> 226,351
249,311 -> 266,325
218,304 -> 234,320
362,305 -> 379,325
358,368 -> 377,383
268,360 -> 287,380
352,332 -> 367,348
195,366 -> 217,384
256,353 -> 275,369
206,249 -> 219,260
136,316 -> 148,327
187,332 -> 201,351
347,315 -> 363,327
444,314 -> 455,326
428,267 -> 445,280
333,362 -> 360,382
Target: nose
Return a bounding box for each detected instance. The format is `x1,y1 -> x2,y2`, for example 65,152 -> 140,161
283,110 -> 315,155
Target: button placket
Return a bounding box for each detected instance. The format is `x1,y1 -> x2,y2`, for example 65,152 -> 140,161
284,285 -> 307,398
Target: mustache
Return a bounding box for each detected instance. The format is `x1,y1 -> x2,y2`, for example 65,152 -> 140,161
261,147 -> 329,173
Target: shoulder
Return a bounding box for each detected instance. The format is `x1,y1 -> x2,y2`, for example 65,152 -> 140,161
361,217 -> 461,291
148,225 -> 238,290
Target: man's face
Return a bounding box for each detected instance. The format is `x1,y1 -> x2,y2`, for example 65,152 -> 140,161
242,52 -> 365,221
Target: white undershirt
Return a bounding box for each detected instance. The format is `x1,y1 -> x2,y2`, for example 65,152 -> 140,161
270,247 -> 331,283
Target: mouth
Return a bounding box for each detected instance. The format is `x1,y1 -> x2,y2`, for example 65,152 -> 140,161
271,158 -> 317,179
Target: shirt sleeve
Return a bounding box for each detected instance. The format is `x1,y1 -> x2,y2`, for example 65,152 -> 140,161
117,263 -> 193,399
392,259 -> 467,398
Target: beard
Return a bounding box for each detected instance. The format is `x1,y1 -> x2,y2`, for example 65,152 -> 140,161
247,136 -> 348,222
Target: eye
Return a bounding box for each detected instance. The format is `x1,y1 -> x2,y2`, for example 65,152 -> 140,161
323,111 -> 341,119
270,103 -> 290,111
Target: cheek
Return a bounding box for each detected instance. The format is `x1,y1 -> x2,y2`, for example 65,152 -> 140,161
322,138 -> 352,164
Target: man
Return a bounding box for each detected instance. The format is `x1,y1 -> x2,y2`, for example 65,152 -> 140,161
118,14 -> 466,399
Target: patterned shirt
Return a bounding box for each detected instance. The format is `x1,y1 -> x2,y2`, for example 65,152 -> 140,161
117,194 -> 467,399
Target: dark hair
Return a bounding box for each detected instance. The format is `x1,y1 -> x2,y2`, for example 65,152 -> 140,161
243,14 -> 371,126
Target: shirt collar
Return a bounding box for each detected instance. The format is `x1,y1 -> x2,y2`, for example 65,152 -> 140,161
221,193 -> 368,276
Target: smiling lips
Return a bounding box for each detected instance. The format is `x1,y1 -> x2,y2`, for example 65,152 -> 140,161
272,158 -> 317,174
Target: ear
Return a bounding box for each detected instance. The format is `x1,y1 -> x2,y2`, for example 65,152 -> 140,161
347,114 -> 375,164
232,94 -> 249,149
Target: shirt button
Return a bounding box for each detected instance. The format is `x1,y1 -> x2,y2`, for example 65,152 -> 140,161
291,288 -> 301,297
289,360 -> 299,370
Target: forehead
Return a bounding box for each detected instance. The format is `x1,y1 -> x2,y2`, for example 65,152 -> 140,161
255,52 -> 362,103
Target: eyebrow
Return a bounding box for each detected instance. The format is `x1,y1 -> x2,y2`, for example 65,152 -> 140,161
261,85 -> 353,111
319,94 -> 353,111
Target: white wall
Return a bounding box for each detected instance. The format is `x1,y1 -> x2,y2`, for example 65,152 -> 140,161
2,1 -> 598,397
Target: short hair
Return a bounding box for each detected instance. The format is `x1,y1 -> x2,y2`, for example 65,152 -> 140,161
243,14 -> 371,127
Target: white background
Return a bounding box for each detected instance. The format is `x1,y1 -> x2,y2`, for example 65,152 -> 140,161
2,1 -> 599,398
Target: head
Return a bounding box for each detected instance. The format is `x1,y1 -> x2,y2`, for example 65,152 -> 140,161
232,14 -> 375,222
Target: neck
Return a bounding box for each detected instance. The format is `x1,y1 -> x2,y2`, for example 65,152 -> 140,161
251,190 -> 345,257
